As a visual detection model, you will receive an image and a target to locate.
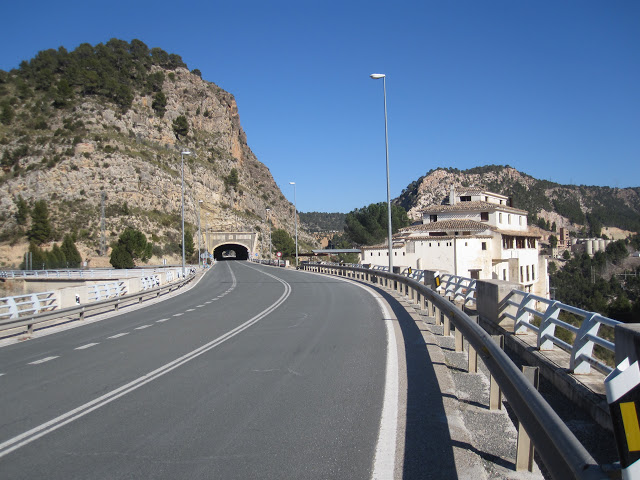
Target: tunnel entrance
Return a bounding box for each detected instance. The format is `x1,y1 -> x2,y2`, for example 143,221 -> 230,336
213,243 -> 250,261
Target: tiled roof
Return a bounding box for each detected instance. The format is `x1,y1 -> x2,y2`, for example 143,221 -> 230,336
499,229 -> 541,238
421,201 -> 528,215
399,219 -> 495,233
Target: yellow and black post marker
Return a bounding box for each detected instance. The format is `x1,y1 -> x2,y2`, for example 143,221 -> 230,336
606,358 -> 640,479
434,271 -> 441,288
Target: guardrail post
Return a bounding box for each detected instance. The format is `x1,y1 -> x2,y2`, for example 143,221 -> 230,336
27,322 -> 34,337
455,321 -> 463,352
489,335 -> 505,410
516,366 -> 539,472
443,313 -> 451,336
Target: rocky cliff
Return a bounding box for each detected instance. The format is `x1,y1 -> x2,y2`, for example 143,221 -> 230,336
0,40 -> 304,267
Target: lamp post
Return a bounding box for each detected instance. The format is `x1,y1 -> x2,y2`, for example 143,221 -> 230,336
266,208 -> 272,260
370,73 -> 393,272
180,149 -> 191,277
289,182 -> 298,267
197,199 -> 203,269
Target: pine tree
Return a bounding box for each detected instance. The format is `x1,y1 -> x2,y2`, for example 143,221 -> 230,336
28,200 -> 52,244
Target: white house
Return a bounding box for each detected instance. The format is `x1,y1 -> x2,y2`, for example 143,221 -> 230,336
360,188 -> 549,296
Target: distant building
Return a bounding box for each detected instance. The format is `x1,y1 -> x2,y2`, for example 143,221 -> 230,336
360,188 -> 549,296
558,227 -> 570,249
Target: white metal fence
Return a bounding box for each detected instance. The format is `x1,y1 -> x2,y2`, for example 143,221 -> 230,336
0,292 -> 57,321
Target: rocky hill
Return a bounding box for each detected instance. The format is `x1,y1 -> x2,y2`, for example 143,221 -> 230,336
396,166 -> 640,238
0,39 -> 307,268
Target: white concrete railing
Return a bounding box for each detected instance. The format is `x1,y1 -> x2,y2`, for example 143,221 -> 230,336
88,282 -> 127,302
0,267 -> 183,280
438,274 -> 477,307
0,292 -> 57,321
501,290 -> 620,375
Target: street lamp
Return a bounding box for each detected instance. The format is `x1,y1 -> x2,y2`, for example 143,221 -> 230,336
370,73 -> 393,272
265,208 -> 272,260
180,149 -> 191,277
198,199 -> 203,269
289,182 -> 298,267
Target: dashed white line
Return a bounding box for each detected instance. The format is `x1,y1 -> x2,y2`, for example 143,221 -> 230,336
186,309 -> 195,312
173,313 -> 183,317
156,318 -> 169,323
29,356 -> 59,365
135,325 -> 152,330
75,343 -> 99,350
205,301 -> 212,304
108,333 -> 129,339
196,305 -> 205,308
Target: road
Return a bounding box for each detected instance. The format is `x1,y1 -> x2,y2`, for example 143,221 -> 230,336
0,261 -> 392,479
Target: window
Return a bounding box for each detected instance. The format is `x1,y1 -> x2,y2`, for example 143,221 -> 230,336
520,266 -> 524,282
508,214 -> 511,224
503,269 -> 507,280
499,213 -> 503,223
532,265 -> 536,280
460,195 -> 471,202
526,265 -> 530,282
430,214 -> 438,222
481,242 -> 487,250
480,212 -> 489,222
519,216 -> 523,226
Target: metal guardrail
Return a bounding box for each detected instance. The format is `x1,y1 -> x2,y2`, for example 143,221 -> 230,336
0,267 -> 183,280
302,263 -> 605,480
0,272 -> 196,340
0,291 -> 57,321
502,290 -> 619,375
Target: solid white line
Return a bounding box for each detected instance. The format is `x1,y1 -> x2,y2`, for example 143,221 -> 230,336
75,343 -> 99,350
371,296 -> 399,479
0,264 -> 291,460
135,325 -> 152,330
107,333 -> 129,339
29,356 -> 59,365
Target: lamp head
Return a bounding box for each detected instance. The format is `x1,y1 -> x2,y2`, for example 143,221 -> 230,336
181,150 -> 191,155
289,182 -> 296,185
370,73 -> 385,79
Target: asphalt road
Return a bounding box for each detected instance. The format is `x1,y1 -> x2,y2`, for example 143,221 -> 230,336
0,261 -> 389,479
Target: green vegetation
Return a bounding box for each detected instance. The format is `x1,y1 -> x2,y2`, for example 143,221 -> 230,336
27,199 -> 52,244
551,240 -> 640,323
271,229 -> 295,259
172,115 -> 189,140
4,39 -> 186,113
20,235 -> 81,269
109,228 -> 153,268
223,168 -> 239,192
344,202 -> 409,246
299,212 -> 346,232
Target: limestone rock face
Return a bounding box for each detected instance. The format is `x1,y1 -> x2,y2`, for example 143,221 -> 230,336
0,66 -> 302,266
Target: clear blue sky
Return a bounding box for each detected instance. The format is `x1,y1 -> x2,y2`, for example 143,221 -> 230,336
1,1 -> 638,213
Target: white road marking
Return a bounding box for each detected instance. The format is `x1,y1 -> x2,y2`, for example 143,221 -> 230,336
205,301 -> 212,304
107,333 -> 129,339
186,309 -> 195,312
135,325 -> 152,330
196,305 -> 205,308
156,318 -> 169,323
173,313 -> 183,317
75,343 -> 99,350
29,356 -> 59,365
0,265 -> 291,460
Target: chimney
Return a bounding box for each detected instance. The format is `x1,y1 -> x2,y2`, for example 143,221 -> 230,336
449,185 -> 456,206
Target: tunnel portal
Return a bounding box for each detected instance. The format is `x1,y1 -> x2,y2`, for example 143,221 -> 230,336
213,243 -> 249,261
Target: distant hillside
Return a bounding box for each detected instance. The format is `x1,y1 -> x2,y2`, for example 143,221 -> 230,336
299,212 -> 346,233
396,166 -> 640,236
0,39 -> 310,267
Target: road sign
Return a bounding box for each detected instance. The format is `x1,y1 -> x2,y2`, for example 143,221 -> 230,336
277,252 -> 282,257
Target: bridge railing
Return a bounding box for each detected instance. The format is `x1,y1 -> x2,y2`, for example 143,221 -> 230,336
0,291 -> 57,321
502,290 -> 619,375
0,267 -> 183,280
88,282 -> 127,302
0,271 -> 197,340
301,262 -> 604,480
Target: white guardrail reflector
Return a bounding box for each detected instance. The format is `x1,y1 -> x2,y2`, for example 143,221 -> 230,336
606,358 -> 640,479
